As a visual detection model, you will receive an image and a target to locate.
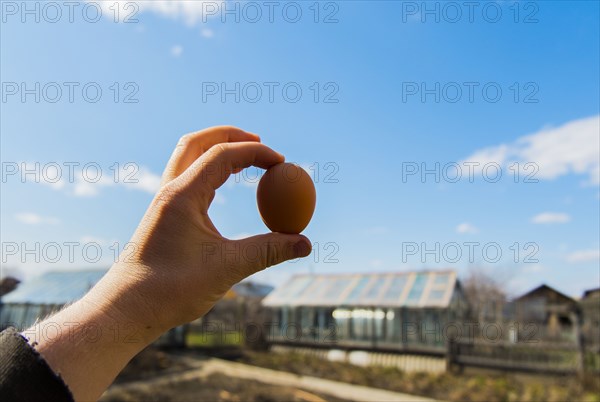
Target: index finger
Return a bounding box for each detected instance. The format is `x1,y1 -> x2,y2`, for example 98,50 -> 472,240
162,126 -> 260,185
181,142 -> 284,201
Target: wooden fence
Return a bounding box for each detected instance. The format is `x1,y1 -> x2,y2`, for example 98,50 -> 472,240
447,339 -> 600,375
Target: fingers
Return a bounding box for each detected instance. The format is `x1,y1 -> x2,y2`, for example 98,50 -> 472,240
184,142 -> 284,198
162,126 -> 260,185
232,233 -> 312,277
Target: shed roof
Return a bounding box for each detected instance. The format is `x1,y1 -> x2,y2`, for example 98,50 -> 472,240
582,288 -> 600,299
1,269 -> 107,305
262,270 -> 457,308
514,284 -> 576,304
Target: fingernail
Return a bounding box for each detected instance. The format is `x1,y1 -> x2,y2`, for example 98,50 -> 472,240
294,239 -> 312,257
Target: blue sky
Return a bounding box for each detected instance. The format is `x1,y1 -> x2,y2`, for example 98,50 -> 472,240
1,1 -> 599,298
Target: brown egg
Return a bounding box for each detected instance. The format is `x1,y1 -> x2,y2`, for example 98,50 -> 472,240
257,163 -> 316,234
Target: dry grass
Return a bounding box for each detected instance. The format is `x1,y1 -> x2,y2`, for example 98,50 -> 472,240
113,347 -> 190,383
241,350 -> 600,402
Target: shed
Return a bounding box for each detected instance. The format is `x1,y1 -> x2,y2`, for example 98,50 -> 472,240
514,284 -> 579,342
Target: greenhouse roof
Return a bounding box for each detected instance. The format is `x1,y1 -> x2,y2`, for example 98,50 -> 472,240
1,269 -> 107,305
262,270 -> 458,308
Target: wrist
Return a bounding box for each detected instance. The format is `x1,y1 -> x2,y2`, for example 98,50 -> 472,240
24,291 -> 161,401
82,264 -> 172,344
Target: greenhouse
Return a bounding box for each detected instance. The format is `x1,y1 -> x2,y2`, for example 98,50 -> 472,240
0,269 -> 106,330
0,269 -> 185,346
262,270 -> 468,354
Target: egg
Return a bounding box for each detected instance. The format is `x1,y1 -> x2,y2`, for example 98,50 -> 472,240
257,163 -> 316,234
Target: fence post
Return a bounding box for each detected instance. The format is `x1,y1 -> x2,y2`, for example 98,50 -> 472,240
446,339 -> 456,373
571,312 -> 585,378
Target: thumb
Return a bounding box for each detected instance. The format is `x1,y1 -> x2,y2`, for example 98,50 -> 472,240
233,233 -> 312,275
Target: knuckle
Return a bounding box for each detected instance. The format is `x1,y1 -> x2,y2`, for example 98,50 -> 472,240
263,241 -> 282,268
205,143 -> 229,160
217,125 -> 242,134
153,183 -> 194,214
177,133 -> 193,148
154,183 -> 179,205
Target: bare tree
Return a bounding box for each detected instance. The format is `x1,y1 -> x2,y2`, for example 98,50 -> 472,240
462,268 -> 507,324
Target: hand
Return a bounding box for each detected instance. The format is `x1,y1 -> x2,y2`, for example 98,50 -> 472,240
102,126 -> 312,330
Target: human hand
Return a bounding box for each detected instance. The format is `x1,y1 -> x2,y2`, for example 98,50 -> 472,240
94,126 -> 312,333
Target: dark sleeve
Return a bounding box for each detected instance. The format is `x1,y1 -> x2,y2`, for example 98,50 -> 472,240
0,327 -> 73,402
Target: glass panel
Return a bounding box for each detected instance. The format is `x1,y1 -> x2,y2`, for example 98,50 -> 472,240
433,274 -> 449,285
0,305 -> 16,328
313,279 -> 334,299
383,276 -> 408,302
404,310 -> 420,344
374,309 -> 385,339
339,279 -> 353,295
23,305 -> 42,328
428,289 -> 446,301
405,274 -> 427,305
386,309 -> 399,341
322,278 -> 353,303
334,315 -> 350,340
344,277 -> 370,303
287,277 -> 315,299
299,278 -> 330,303
364,276 -> 387,299
352,315 -> 369,341
12,305 -> 27,328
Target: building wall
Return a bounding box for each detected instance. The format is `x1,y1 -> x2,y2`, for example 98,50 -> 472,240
580,295 -> 600,349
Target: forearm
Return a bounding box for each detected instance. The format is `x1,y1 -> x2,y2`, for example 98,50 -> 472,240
22,267 -> 167,401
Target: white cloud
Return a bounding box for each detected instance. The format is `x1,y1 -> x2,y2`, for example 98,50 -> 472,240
201,28 -> 214,38
531,212 -> 571,224
213,193 -> 226,205
461,115 -> 600,185
170,45 -> 183,57
94,1 -> 219,26
226,168 -> 262,189
73,174 -> 114,197
230,233 -> 253,240
456,222 -> 478,234
73,180 -> 101,197
22,163 -> 162,198
42,179 -> 66,191
566,249 -> 600,263
12,162 -> 66,191
122,167 -> 162,194
15,213 -> 59,225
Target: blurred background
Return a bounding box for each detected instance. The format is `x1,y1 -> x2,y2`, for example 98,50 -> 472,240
1,1 -> 599,401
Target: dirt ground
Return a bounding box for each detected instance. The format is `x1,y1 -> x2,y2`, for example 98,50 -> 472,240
102,347 -> 351,402
102,372 -> 349,402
